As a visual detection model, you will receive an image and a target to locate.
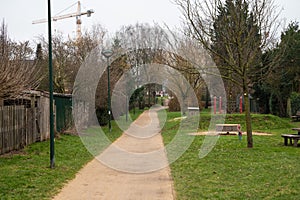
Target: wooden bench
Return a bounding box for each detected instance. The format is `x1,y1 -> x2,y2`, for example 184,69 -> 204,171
291,111 -> 300,121
281,134 -> 300,147
216,124 -> 241,135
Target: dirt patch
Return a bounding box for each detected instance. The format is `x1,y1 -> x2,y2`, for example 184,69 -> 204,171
0,149 -> 27,158
189,132 -> 272,136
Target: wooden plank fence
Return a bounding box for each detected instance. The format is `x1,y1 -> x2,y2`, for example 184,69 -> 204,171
0,105 -> 50,155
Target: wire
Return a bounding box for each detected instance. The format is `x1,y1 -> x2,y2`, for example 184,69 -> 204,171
81,2 -> 88,11
54,1 -> 78,17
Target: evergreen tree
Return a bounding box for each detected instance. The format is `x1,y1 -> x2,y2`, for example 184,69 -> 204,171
254,22 -> 300,116
211,0 -> 262,85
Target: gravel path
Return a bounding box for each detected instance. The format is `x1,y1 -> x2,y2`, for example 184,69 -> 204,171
52,107 -> 175,200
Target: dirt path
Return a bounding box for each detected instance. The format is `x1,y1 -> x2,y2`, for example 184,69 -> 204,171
53,107 -> 175,200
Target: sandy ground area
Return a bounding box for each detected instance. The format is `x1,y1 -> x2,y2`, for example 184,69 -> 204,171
52,107 -> 175,200
189,131 -> 272,136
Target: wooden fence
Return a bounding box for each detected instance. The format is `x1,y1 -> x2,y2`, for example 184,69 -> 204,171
0,105 -> 50,155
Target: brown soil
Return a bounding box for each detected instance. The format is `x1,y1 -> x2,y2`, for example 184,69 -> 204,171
189,131 -> 272,136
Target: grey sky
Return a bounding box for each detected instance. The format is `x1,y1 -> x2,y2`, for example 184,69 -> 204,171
1,0 -> 299,42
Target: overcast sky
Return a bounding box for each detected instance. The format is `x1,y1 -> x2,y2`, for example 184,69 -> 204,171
1,0 -> 300,43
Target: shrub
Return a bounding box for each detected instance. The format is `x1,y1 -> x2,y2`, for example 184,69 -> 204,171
96,107 -> 110,126
129,87 -> 145,110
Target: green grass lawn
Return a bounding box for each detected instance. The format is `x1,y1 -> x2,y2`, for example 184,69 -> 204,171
0,134 -> 93,199
0,108 -> 144,200
160,109 -> 300,200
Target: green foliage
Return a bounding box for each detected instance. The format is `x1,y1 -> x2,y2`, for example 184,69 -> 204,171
290,92 -> 300,115
129,86 -> 145,109
254,21 -> 300,116
252,82 -> 270,114
96,107 -> 110,126
213,0 -> 259,52
211,0 -> 262,82
280,22 -> 300,73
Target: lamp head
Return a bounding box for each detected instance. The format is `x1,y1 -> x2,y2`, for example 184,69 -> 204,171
101,49 -> 114,58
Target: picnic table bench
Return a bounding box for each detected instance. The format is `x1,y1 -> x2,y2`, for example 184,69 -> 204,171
291,128 -> 300,135
216,124 -> 241,135
281,134 -> 300,147
291,111 -> 300,121
187,106 -> 199,116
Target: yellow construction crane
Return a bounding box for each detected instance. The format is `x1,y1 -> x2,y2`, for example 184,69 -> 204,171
32,1 -> 94,40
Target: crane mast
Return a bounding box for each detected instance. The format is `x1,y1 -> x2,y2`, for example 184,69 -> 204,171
32,1 -> 94,40
76,1 -> 82,39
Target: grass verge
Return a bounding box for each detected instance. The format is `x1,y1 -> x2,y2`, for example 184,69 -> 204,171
0,134 -> 92,200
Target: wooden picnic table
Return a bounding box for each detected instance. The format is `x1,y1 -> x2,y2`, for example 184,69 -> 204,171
187,107 -> 199,116
291,128 -> 300,135
281,134 -> 300,147
280,128 -> 300,147
291,111 -> 300,121
216,124 -> 241,135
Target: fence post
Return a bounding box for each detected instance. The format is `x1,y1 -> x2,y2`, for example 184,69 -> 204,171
239,96 -> 243,113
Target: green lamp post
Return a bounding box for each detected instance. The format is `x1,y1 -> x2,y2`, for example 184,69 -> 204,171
101,49 -> 114,132
47,0 -> 55,169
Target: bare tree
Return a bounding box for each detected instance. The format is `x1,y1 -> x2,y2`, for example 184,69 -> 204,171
162,33 -> 208,110
0,20 -> 40,99
115,23 -> 170,107
39,24 -> 106,93
174,0 -> 281,148
113,23 -> 210,113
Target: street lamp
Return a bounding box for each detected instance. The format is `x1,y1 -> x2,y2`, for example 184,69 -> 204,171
47,0 -> 55,169
101,49 -> 114,132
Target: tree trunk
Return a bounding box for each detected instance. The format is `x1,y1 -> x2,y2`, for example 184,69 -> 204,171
244,92 -> 253,148
287,98 -> 292,117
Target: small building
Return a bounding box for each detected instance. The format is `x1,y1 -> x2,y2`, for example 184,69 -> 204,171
53,93 -> 73,132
